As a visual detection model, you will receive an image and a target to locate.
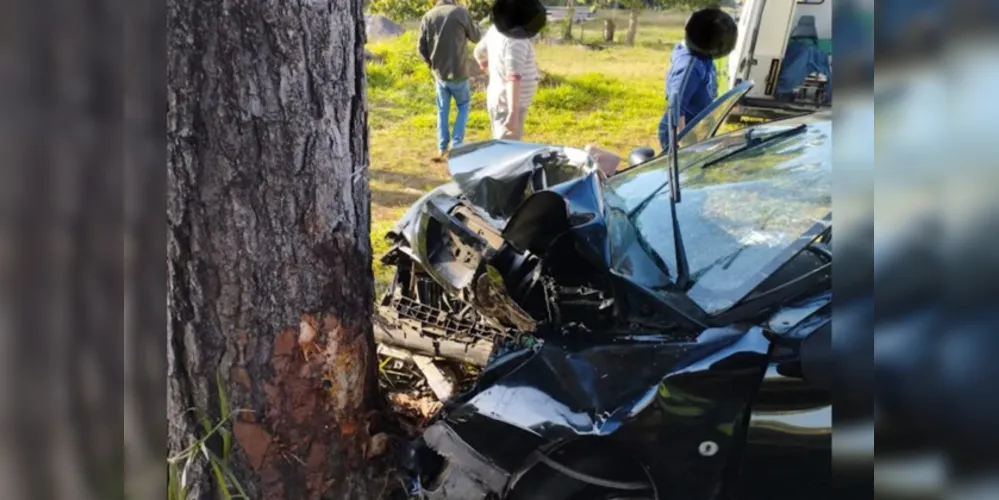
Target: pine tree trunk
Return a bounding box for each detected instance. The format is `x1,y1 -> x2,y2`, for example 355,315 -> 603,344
167,0 -> 381,498
604,19 -> 616,43
563,1 -> 575,40
626,5 -> 641,46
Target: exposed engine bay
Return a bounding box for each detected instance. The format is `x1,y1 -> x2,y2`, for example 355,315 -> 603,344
373,135 -> 832,380
373,143 -> 669,378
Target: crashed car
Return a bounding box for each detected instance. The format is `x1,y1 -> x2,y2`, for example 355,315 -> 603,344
375,81 -> 832,500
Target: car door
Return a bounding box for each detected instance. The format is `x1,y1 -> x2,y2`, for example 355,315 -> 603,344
728,0 -> 765,89
727,0 -> 798,100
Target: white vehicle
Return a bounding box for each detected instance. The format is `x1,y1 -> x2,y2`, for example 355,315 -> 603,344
727,0 -> 833,122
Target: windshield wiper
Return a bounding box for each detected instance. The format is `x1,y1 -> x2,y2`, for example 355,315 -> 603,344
664,111 -> 690,289
628,7 -> 739,291
625,85 -> 692,288
701,123 -> 808,169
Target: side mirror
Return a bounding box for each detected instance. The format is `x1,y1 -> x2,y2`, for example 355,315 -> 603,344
628,147 -> 656,167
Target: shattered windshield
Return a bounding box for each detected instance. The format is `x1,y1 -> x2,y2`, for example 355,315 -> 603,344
602,115 -> 832,315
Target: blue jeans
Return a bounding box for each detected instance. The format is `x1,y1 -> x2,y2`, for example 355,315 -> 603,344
435,79 -> 471,152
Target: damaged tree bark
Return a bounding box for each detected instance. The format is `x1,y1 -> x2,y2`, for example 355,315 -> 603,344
167,0 -> 382,498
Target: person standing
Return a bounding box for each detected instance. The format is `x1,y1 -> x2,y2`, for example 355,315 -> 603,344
418,0 -> 481,159
472,1 -> 543,141
656,8 -> 736,152
656,42 -> 717,152
775,16 -> 832,103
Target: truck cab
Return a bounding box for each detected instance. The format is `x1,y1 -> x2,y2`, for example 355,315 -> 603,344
727,0 -> 832,123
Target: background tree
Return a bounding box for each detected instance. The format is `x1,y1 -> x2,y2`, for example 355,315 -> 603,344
167,0 -> 384,498
562,0 -> 578,39
464,0 -> 493,22
368,0 -> 491,23
368,0 -> 434,22
624,0 -> 723,46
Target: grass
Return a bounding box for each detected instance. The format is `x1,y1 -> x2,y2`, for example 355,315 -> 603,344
366,11 -> 732,291
168,371 -> 249,499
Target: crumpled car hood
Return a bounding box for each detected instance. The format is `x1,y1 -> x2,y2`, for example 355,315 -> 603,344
447,140 -> 596,221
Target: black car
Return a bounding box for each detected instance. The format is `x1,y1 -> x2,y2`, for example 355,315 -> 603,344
375,82 -> 833,500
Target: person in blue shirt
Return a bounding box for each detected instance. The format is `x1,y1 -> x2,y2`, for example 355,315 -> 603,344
657,9 -> 735,152
775,16 -> 832,103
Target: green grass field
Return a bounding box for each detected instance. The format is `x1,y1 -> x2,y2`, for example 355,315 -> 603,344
366,11 -> 731,290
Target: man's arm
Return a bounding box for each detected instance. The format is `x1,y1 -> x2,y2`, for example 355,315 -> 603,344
472,36 -> 488,70
502,41 -> 529,130
584,144 -> 621,179
657,112 -> 669,151
463,9 -> 482,43
505,79 -> 522,127
417,18 -> 431,66
666,61 -> 705,133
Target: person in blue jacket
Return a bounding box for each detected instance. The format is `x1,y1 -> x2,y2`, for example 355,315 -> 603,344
775,16 -> 832,103
656,9 -> 734,152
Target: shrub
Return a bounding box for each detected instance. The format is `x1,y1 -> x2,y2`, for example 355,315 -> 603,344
464,0 -> 492,22
368,0 -> 492,23
368,0 -> 433,22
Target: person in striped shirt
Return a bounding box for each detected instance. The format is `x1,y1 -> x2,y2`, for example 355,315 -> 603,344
473,24 -> 539,141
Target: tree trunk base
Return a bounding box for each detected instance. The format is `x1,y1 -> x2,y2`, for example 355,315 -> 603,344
626,7 -> 640,46
167,0 -> 384,497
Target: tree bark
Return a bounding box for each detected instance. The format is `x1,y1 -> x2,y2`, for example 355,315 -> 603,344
604,19 -> 616,43
167,0 -> 381,498
563,1 -> 575,40
625,5 -> 641,46
2,2 -> 125,499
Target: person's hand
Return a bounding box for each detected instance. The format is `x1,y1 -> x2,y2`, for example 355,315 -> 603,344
585,144 -> 621,179
502,112 -> 519,137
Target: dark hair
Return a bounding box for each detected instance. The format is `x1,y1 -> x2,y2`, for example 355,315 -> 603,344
684,8 -> 738,59
492,0 -> 547,39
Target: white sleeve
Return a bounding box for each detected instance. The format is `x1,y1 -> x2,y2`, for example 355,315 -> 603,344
503,40 -> 529,79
